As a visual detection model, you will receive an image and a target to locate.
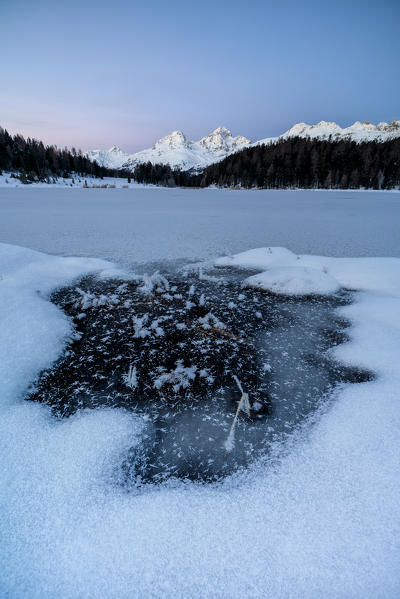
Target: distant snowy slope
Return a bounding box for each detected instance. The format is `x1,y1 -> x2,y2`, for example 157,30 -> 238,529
256,120 -> 400,146
87,127 -> 251,171
86,146 -> 129,170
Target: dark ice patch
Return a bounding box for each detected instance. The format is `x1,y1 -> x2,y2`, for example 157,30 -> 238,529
26,267 -> 372,485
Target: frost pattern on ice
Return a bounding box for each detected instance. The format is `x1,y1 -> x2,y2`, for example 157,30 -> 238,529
153,360 -> 198,393
198,312 -> 226,330
74,288 -> 120,309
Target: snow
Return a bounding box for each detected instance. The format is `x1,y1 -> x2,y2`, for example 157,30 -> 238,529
86,146 -> 128,170
217,246 -> 400,297
243,265 -> 340,295
0,172 -> 138,188
1,191 -> 400,597
256,119 -> 400,146
86,126 -> 251,171
216,246 -> 298,270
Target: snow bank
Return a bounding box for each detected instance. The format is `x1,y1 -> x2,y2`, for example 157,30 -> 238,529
216,246 -> 297,270
244,265 -> 340,295
0,244 -> 146,594
1,243 -> 400,598
217,246 -> 400,297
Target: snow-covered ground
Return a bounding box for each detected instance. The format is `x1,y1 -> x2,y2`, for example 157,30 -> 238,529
1,188 -> 400,598
0,172 -> 137,189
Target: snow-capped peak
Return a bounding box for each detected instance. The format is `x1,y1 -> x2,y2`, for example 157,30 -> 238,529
256,119 -> 400,147
382,120 -> 400,131
283,121 -> 342,138
153,131 -> 189,150
87,127 -> 251,172
199,127 -> 250,153
108,145 -> 124,154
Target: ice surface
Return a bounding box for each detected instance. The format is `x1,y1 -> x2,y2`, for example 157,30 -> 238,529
0,188 -> 399,267
1,189 -> 400,597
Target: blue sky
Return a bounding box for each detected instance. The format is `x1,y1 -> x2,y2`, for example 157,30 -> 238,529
1,0 -> 399,151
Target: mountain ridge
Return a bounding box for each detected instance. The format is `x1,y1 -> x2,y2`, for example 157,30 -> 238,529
256,119 -> 400,146
87,127 -> 251,172
87,120 -> 400,172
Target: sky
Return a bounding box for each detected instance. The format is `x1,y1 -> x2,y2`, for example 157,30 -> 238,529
1,0 -> 399,152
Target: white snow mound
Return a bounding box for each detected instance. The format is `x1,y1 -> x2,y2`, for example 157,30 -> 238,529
215,246 -> 297,270
244,265 -> 340,295
217,246 -> 400,297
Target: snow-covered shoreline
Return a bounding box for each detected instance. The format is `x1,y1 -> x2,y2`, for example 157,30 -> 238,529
0,172 -> 139,189
1,173 -> 398,192
1,242 -> 399,597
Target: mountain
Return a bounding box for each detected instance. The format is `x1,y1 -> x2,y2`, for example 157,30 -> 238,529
87,127 -> 251,172
87,120 -> 400,173
255,120 -> 400,146
86,146 -> 128,170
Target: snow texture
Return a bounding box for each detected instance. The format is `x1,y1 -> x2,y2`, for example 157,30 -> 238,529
217,246 -> 400,297
1,239 -> 400,597
244,265 -> 340,295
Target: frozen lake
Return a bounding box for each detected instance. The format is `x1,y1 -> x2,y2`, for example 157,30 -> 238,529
0,187 -> 399,266
1,187 -> 400,598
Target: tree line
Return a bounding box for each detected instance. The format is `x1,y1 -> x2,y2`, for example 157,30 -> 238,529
0,127 -> 131,183
133,137 -> 400,190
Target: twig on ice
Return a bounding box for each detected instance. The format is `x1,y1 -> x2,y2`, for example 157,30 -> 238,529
224,376 -> 251,452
